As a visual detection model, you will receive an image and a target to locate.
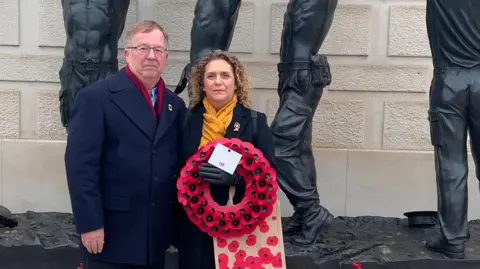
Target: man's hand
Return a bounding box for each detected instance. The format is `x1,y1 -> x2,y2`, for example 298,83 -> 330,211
198,163 -> 240,185
81,228 -> 105,254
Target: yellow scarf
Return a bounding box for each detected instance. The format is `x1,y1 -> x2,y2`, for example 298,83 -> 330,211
199,95 -> 238,148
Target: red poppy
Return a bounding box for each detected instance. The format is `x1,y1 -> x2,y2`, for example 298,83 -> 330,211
188,151 -> 202,163
196,203 -> 213,217
190,195 -> 208,210
177,192 -> 189,206
242,141 -> 255,154
216,237 -> 227,248
241,225 -> 257,235
258,247 -> 274,263
267,236 -> 279,246
256,178 -> 269,192
218,253 -> 229,265
227,218 -> 242,230
202,211 -> 217,227
241,155 -> 256,171
229,138 -> 243,151
240,212 -> 255,226
228,240 -> 240,253
198,143 -> 215,157
352,263 -> 363,269
259,221 -> 270,233
185,182 -> 200,196
256,191 -> 269,205
250,147 -> 263,160
235,249 -> 247,261
232,260 -> 246,269
245,234 -> 256,246
244,256 -> 261,268
218,263 -> 230,269
252,162 -> 265,177
271,252 -> 283,268
263,204 -> 275,217
250,204 -> 263,219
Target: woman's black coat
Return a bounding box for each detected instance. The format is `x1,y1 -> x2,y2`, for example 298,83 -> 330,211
175,102 -> 277,269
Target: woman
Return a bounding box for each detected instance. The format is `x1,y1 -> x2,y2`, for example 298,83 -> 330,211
176,50 -> 277,269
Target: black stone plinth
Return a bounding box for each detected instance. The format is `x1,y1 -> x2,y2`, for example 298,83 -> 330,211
2,211 -> 480,269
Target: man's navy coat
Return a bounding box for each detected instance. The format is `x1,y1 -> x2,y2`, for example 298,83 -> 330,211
65,68 -> 187,265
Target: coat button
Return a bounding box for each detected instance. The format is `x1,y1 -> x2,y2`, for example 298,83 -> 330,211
153,176 -> 158,181
152,203 -> 155,207
152,149 -> 156,155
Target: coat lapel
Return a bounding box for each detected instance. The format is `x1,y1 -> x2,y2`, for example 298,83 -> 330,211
109,69 -> 156,140
225,104 -> 247,139
154,92 -> 178,145
187,105 -> 205,152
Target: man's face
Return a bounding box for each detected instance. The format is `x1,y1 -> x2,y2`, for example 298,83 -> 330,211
124,29 -> 168,82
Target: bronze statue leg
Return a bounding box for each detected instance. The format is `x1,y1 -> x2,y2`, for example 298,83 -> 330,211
425,66 -> 472,259
174,0 -> 241,97
426,66 -> 480,259
59,0 -> 130,127
270,0 -> 337,245
424,0 -> 480,259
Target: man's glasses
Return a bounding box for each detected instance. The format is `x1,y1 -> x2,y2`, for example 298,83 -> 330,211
127,46 -> 168,56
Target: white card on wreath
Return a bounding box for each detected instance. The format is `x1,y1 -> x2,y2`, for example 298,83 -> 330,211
207,144 -> 242,175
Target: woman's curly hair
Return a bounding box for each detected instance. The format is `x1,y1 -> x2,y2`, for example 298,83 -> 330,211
188,50 -> 252,109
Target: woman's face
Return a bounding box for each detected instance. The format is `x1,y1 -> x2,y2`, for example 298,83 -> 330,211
203,59 -> 236,110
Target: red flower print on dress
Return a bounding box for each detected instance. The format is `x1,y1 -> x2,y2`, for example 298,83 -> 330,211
219,263 -> 230,269
228,240 -> 240,253
246,234 -> 257,246
235,249 -> 247,261
244,256 -> 262,268
218,253 -> 229,265
232,261 -> 246,269
267,236 -> 279,246
259,221 -> 270,233
217,237 -> 227,248
271,252 -> 283,268
258,247 -> 274,263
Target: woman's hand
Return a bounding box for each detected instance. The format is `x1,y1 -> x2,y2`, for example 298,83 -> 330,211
198,163 -> 240,185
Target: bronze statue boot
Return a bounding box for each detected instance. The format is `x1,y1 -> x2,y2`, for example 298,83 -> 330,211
271,55 -> 334,245
283,211 -> 303,236
425,238 -> 465,259
290,204 -> 333,246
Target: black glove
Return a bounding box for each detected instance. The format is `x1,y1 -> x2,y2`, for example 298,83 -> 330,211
198,163 -> 241,186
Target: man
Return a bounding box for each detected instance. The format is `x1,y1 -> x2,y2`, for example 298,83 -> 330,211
425,0 -> 480,259
65,20 -> 187,269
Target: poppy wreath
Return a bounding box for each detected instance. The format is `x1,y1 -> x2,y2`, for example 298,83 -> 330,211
176,137 -> 279,239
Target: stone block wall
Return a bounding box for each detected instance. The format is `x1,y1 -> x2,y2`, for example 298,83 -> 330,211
1,0 -> 479,219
